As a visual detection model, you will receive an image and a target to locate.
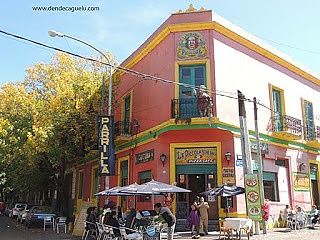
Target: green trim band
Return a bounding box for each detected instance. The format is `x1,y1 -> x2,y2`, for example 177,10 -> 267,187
115,121 -> 320,154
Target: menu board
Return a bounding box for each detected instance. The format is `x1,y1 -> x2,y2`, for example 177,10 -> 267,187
72,201 -> 95,236
245,174 -> 262,221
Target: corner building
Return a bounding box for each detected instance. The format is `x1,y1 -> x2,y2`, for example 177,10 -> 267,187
77,6 -> 320,223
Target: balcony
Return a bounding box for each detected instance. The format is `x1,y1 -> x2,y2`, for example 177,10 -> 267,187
114,120 -> 139,145
171,98 -> 214,120
267,115 -> 302,140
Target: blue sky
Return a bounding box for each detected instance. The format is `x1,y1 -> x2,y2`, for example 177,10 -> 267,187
1,0 -> 320,85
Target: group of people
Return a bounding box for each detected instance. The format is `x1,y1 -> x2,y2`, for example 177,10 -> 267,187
186,196 -> 210,238
85,200 -> 177,240
280,204 -> 320,229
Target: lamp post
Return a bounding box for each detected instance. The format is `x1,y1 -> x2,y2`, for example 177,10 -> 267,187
48,30 -> 113,212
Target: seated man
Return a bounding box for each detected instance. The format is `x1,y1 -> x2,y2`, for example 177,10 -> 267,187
104,211 -> 121,237
309,205 -> 319,229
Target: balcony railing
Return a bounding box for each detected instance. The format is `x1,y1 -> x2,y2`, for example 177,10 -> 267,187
114,119 -> 140,138
267,115 -> 302,138
171,98 -> 213,119
114,121 -> 132,137
317,126 -> 320,139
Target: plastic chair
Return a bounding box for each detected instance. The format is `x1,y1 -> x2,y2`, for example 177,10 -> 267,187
82,221 -> 97,240
56,217 -> 67,234
43,216 -> 54,231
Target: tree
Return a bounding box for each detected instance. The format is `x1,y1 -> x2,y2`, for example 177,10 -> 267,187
0,52 -> 118,209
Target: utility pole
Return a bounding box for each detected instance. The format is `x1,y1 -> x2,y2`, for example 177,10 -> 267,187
238,91 -> 253,174
254,97 -> 266,234
238,91 -> 259,234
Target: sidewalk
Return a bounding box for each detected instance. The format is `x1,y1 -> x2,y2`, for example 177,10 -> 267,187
172,227 -> 320,239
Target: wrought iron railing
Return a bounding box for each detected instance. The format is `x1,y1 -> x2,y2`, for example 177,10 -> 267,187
267,115 -> 302,136
114,119 -> 140,137
114,121 -> 132,137
171,98 -> 213,119
317,126 -> 320,139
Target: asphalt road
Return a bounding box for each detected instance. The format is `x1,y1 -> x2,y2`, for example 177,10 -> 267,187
0,215 -> 79,240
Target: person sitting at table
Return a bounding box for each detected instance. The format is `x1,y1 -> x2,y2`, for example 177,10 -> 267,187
105,211 -> 121,237
296,206 -> 305,228
283,205 -> 290,227
125,207 -> 137,233
308,205 -> 319,229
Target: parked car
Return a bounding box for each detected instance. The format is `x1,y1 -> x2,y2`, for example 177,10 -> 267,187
0,202 -> 6,215
17,204 -> 33,223
9,203 -> 27,218
25,206 -> 56,228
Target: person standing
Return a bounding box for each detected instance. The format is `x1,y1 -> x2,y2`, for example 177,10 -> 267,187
283,205 -> 289,227
154,203 -> 176,240
187,203 -> 200,237
197,197 -> 209,236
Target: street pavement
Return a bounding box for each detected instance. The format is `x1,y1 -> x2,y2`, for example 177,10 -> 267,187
1,215 -> 320,240
0,215 -> 78,240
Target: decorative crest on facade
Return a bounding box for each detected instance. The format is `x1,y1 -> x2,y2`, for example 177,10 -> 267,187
177,32 -> 207,60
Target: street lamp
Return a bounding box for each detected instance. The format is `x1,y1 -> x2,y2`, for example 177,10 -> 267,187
48,29 -> 114,212
48,30 -> 113,116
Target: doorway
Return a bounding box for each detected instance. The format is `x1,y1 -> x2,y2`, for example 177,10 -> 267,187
188,174 -> 205,204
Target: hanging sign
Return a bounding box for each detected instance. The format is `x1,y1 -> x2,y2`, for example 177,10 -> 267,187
98,116 -> 115,175
222,167 -> 235,184
245,174 -> 262,221
136,149 -> 154,164
175,147 -> 217,164
177,32 -> 207,60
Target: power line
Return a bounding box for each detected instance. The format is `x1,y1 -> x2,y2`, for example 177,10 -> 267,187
0,29 -> 239,101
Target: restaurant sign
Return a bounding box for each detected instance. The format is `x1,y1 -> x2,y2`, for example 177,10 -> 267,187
175,147 -> 217,164
245,174 -> 262,221
293,172 -> 310,191
98,116 -> 115,176
136,149 -> 154,164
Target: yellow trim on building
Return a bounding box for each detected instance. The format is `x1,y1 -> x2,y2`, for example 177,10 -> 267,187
117,155 -> 130,205
120,22 -> 319,87
308,159 -> 320,206
169,142 -> 223,216
174,59 -> 212,99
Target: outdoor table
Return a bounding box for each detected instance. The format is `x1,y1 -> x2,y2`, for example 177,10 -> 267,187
224,218 -> 253,239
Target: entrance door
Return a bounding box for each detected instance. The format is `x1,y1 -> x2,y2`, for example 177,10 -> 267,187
188,174 -> 205,204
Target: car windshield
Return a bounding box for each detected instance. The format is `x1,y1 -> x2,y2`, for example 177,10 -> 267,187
32,206 -> 53,214
16,204 -> 27,209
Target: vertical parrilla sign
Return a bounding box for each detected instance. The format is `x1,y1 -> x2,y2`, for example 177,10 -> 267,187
98,116 -> 115,175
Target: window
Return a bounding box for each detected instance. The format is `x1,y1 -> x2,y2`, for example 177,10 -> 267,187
120,160 -> 128,187
302,99 -> 315,140
270,85 -> 285,132
123,94 -> 131,134
91,167 -> 99,197
253,171 -> 279,202
78,171 -> 84,199
179,65 -> 206,118
263,172 -> 279,202
138,170 -> 152,202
